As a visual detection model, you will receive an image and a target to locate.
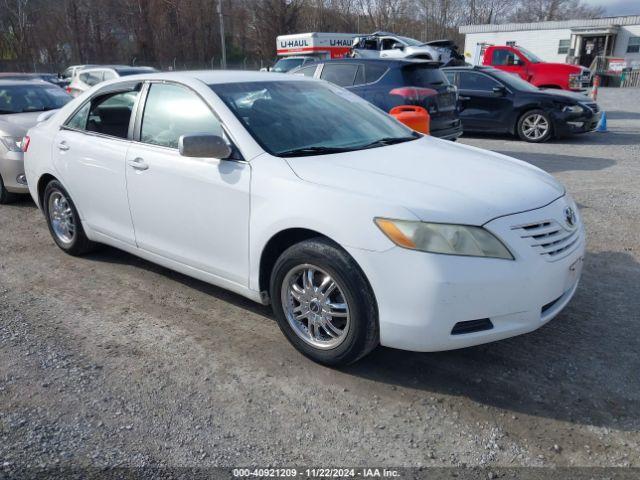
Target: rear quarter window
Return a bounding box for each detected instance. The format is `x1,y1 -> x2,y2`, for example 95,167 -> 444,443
402,66 -> 448,86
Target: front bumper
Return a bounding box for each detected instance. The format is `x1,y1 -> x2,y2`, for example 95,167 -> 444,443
552,110 -> 601,137
347,196 -> 585,352
0,150 -> 28,194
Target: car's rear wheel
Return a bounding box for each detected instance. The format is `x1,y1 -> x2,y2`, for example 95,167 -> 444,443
0,175 -> 17,204
270,238 -> 378,366
517,109 -> 553,143
43,180 -> 97,256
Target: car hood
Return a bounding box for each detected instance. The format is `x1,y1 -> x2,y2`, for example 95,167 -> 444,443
285,137 -> 564,225
0,111 -> 44,136
538,89 -> 592,103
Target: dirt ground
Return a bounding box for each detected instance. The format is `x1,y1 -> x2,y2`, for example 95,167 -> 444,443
1,88 -> 639,475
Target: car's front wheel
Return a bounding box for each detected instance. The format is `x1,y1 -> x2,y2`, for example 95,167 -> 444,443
270,238 -> 379,366
43,180 -> 97,256
517,109 -> 553,143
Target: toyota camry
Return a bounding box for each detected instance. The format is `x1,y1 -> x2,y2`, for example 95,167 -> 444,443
23,71 -> 585,365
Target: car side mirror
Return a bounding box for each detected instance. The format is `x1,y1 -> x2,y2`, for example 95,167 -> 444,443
392,43 -> 404,50
179,134 -> 232,159
492,86 -> 507,96
514,59 -> 524,66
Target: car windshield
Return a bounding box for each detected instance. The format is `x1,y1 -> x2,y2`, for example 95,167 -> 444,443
0,84 -> 71,114
210,80 -> 418,157
272,58 -> 305,73
517,47 -> 543,64
396,36 -> 423,46
491,70 -> 541,92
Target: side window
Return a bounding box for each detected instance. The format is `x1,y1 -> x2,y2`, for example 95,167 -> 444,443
492,49 -> 516,66
364,63 -> 388,84
381,38 -> 398,50
319,64 -> 360,87
102,70 -> 117,81
295,66 -> 317,77
458,72 -> 501,91
140,83 -> 223,149
353,65 -> 365,86
65,102 -> 91,130
444,71 -> 457,86
85,90 -> 138,138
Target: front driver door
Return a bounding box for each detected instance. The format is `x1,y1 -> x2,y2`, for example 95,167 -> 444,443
125,82 -> 251,286
456,71 -> 513,133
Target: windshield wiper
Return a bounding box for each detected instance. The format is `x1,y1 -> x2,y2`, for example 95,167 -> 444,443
277,146 -> 353,157
354,135 -> 419,150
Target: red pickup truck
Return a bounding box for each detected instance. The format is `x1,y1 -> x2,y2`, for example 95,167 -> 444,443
482,45 -> 591,91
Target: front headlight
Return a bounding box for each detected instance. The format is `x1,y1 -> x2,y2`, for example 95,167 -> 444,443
562,104 -> 584,113
0,136 -> 23,152
374,218 -> 513,260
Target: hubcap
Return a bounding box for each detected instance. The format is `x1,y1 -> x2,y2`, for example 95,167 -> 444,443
522,114 -> 549,140
48,190 -> 75,245
281,264 -> 350,349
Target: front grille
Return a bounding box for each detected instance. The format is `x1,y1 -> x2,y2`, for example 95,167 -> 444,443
512,219 -> 581,261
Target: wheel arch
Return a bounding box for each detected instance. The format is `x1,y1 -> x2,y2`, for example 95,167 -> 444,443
37,173 -> 58,210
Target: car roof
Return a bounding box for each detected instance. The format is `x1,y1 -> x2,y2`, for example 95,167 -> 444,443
0,79 -> 53,86
102,70 -> 309,85
442,65 -> 496,72
79,65 -> 155,73
298,58 -> 439,68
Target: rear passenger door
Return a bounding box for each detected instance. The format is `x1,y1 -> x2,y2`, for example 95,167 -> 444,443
319,63 -> 362,88
125,81 -> 251,286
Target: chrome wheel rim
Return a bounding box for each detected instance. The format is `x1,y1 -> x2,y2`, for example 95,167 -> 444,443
48,190 -> 75,245
281,264 -> 350,350
522,114 -> 549,140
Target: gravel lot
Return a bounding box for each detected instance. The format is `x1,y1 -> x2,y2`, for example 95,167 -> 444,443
1,87 -> 639,475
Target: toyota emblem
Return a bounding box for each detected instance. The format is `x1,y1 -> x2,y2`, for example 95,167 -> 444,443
564,206 -> 577,228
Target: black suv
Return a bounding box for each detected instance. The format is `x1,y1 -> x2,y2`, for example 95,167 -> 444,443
291,58 -> 462,140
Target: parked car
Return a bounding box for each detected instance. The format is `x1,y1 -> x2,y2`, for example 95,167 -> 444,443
443,66 -> 601,142
0,80 -> 71,203
66,65 -> 158,97
269,56 -> 318,73
480,45 -> 591,91
0,72 -> 68,89
351,32 -> 441,61
24,71 -> 584,366
60,64 -> 97,81
291,58 -> 462,140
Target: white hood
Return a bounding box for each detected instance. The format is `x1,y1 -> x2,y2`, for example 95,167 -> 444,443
285,136 -> 564,225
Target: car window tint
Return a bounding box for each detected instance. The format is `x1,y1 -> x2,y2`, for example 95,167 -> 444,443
85,90 -> 138,139
402,66 -> 448,86
295,66 -> 317,77
444,71 -> 456,85
458,72 -> 500,91
320,64 -> 359,87
66,102 -> 91,130
352,65 -> 365,86
492,49 -> 517,66
363,63 -> 388,83
140,83 -> 223,149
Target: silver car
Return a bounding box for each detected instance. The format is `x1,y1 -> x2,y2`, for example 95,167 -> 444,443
0,80 -> 71,203
351,32 -> 441,61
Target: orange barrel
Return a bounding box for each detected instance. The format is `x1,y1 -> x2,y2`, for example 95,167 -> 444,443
389,105 -> 430,135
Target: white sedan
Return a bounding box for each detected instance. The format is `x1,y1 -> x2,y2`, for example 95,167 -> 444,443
23,71 -> 585,365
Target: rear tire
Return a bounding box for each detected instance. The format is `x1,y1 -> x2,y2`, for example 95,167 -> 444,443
269,238 -> 379,366
0,175 -> 17,204
43,180 -> 97,256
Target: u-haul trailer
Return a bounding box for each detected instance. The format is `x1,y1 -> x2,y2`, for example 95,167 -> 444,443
276,32 -> 358,59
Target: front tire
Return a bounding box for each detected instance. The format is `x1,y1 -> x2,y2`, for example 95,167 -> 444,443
270,238 -> 379,366
517,109 -> 553,143
43,180 -> 97,256
0,175 -> 17,204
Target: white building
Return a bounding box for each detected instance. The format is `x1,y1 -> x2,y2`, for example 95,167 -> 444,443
460,15 -> 640,69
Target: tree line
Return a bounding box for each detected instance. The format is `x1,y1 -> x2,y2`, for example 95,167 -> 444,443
0,0 -> 604,72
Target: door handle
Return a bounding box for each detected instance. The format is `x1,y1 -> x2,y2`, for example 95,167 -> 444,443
458,95 -> 471,101
128,157 -> 149,171
57,141 -> 70,151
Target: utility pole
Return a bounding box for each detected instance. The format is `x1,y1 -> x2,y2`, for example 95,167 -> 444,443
217,0 -> 227,69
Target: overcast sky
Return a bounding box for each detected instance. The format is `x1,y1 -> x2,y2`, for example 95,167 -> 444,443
584,0 -> 640,16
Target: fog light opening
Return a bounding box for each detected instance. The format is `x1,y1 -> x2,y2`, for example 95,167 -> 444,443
16,174 -> 28,186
